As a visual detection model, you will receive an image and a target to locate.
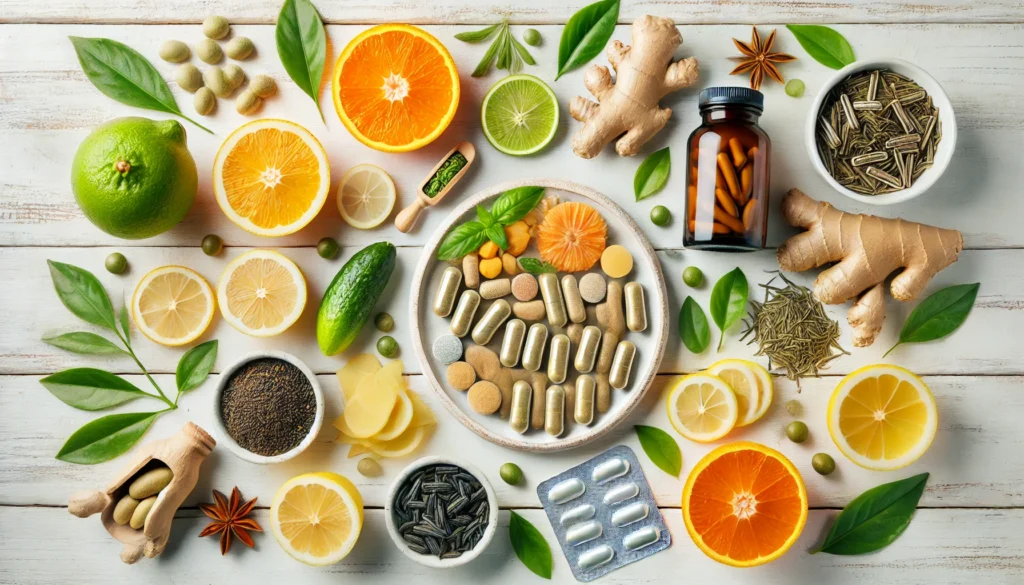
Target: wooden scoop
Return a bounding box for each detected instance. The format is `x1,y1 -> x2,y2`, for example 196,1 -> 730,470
394,142 -> 476,233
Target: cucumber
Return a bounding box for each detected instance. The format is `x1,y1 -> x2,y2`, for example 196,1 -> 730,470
317,241 -> 397,356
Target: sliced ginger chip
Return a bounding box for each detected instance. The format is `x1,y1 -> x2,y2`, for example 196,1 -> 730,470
347,443 -> 370,458
342,370 -> 398,439
367,425 -> 431,458
406,389 -> 436,428
337,353 -> 381,400
375,390 -> 414,441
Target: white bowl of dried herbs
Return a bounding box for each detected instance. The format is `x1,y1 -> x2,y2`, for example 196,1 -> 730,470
385,456 -> 499,568
807,58 -> 956,205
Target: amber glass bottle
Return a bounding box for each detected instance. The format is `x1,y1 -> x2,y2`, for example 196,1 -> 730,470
683,87 -> 770,251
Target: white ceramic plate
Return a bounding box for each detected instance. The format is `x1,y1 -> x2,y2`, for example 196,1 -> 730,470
409,179 -> 668,452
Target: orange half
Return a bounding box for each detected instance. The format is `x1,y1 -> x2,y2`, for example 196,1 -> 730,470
683,442 -> 808,567
332,24 -> 459,152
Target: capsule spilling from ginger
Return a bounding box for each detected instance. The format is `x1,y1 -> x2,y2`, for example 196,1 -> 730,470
624,282 -> 647,332
547,334 -> 570,385
522,323 -> 548,372
450,289 -> 481,338
472,299 -> 511,345
433,267 -> 462,317
575,374 -> 596,425
509,380 -> 532,434
538,273 -> 567,328
561,274 -> 587,324
500,319 -> 526,367
545,385 -> 566,436
609,341 -> 637,390
574,325 -> 602,373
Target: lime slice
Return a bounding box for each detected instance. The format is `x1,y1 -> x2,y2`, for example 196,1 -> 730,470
481,74 -> 559,156
337,164 -> 397,229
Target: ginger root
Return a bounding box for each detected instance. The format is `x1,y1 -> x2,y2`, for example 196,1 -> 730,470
777,189 -> 963,347
569,15 -> 699,158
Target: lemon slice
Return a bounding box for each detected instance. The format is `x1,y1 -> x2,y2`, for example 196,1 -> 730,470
270,472 -> 363,566
828,364 -> 937,471
337,164 -> 397,229
131,266 -> 215,346
666,373 -> 738,443
707,360 -> 761,427
216,250 -> 306,337
746,361 -> 774,423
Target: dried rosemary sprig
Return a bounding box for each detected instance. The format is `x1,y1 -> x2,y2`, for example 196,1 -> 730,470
741,273 -> 848,381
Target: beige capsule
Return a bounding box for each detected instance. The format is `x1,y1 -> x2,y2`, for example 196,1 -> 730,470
249,74 -> 278,99
509,380 -> 532,434
195,38 -> 223,64
203,66 -> 233,98
545,385 -> 566,436
159,40 -> 191,63
235,90 -> 262,115
500,319 -> 526,367
574,325 -> 602,373
472,299 -> 511,345
624,282 -> 647,332
522,323 -> 548,372
547,334 -> 570,384
538,273 -> 567,328
433,266 -> 462,317
561,275 -> 587,324
480,278 -> 511,300
223,64 -> 246,89
225,36 -> 255,60
610,340 -> 637,389
112,494 -> 140,526
203,15 -> 231,40
450,290 -> 481,338
513,300 -> 545,321
175,64 -> 203,93
128,466 -> 173,499
574,374 -> 596,425
193,87 -> 216,115
462,254 -> 480,289
130,495 -> 157,530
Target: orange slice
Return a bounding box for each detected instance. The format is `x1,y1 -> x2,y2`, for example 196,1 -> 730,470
332,24 -> 459,152
683,442 -> 807,567
537,202 -> 607,272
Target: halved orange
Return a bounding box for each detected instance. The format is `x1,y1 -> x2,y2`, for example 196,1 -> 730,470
332,24 -> 460,152
683,442 -> 807,567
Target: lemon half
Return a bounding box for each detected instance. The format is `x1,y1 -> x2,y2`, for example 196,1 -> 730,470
270,472 -> 364,566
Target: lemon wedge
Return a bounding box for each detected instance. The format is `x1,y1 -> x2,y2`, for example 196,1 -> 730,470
270,472 -> 363,566
666,373 -> 738,442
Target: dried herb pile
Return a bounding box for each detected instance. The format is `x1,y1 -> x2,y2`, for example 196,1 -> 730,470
424,152 -> 468,197
220,358 -> 316,456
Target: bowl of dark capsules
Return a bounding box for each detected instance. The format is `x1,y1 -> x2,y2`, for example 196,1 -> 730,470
385,456 -> 498,568
212,350 -> 324,464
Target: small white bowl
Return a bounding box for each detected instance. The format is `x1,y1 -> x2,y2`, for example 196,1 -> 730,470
385,456 -> 499,569
806,58 -> 957,205
211,350 -> 323,465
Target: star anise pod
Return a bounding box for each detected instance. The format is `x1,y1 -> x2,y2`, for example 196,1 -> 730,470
729,26 -> 796,90
199,487 -> 262,555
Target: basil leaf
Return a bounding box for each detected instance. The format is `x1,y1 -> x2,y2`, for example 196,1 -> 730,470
56,411 -> 159,464
710,267 -> 749,351
47,260 -> 117,331
486,224 -> 509,250
556,0 -> 620,80
786,25 -> 856,70
119,302 -> 132,347
634,147 -> 671,201
276,0 -> 327,121
437,221 -> 488,261
509,511 -> 553,579
511,35 -> 537,66
476,205 -> 494,227
68,37 -> 211,133
634,425 -> 682,476
886,283 -> 979,357
490,186 -> 545,225
42,332 -> 127,356
41,368 -> 148,411
679,296 -> 710,354
814,472 -> 929,555
518,258 -> 557,274
455,22 -> 501,43
176,340 -> 218,393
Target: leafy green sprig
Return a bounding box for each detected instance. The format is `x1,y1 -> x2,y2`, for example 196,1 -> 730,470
456,19 -> 537,77
436,186 -> 544,260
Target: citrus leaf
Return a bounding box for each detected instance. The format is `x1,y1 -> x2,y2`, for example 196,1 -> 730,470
490,186 -> 545,225
56,411 -> 159,464
42,332 -> 127,356
710,267 -> 749,352
518,258 -> 557,275
41,368 -> 148,411
509,511 -> 553,579
47,260 -> 117,331
786,25 -> 856,70
634,425 -> 682,476
679,296 -> 710,354
813,472 -> 929,555
886,283 -> 979,357
455,22 -> 501,43
437,221 -> 488,261
556,0 -> 620,80
176,340 -> 218,393
119,302 -> 132,347
634,147 -> 671,201
276,0 -> 327,122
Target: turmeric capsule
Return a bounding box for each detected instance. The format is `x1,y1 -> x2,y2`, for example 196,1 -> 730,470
574,375 -> 596,425
450,290 -> 481,338
729,137 -> 747,168
717,152 -> 740,198
714,205 -> 744,233
522,323 -> 548,372
509,380 -> 532,434
538,273 -> 567,328
545,385 -> 566,437
740,163 -> 753,203
574,325 -> 602,373
561,275 -> 587,324
743,200 -> 757,231
715,187 -> 738,216
547,334 -> 570,385
609,341 -> 637,390
433,267 -> 462,317
624,282 -> 647,333
471,299 -> 511,345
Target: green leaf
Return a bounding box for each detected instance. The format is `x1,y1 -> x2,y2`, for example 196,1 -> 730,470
786,25 -> 856,70
471,29 -> 504,77
41,368 -> 148,411
47,261 -> 117,331
437,221 -> 489,261
490,186 -> 545,225
56,411 -> 159,464
511,35 -> 537,66
813,472 -> 929,555
710,267 -> 749,352
476,205 -> 494,227
485,224 -> 509,250
509,511 -> 552,579
42,332 -> 127,356
678,296 -> 710,354
634,147 -> 671,201
556,0 -> 620,80
518,258 -> 557,275
634,425 -> 682,476
119,302 -> 131,347
455,22 -> 501,43
176,340 -> 218,393
886,283 -> 979,357
68,37 -> 211,133
276,0 -> 327,122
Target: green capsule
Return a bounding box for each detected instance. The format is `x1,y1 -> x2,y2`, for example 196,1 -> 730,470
523,29 -> 542,47
785,79 -> 805,98
377,335 -> 399,358
201,234 -> 223,256
682,266 -> 703,287
786,421 -> 809,443
105,252 -> 128,274
500,462 -> 524,485
812,453 -> 836,475
650,205 -> 671,226
375,312 -> 395,332
317,237 -> 339,259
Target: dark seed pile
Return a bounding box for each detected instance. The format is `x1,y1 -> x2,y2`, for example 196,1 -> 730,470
392,464 -> 490,559
220,358 -> 316,456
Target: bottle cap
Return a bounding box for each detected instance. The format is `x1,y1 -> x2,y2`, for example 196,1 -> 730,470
698,87 -> 764,112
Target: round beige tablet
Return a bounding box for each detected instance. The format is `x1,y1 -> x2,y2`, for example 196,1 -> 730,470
446,361 -> 477,391
468,381 -> 502,415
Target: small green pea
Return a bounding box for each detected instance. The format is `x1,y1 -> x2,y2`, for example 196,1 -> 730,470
785,79 -> 805,98
812,453 -> 836,476
499,462 -> 523,485
105,252 -> 128,274
317,237 -> 339,259
522,29 -> 542,47
786,421 -> 809,443
682,266 -> 703,287
201,234 -> 223,256
375,312 -> 395,332
650,205 -> 672,226
785,399 -> 802,417
377,335 -> 399,358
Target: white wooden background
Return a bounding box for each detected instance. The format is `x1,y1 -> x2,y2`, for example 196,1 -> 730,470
1,1 -> 1022,582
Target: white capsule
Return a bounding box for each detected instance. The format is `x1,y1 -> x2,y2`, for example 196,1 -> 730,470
611,502 -> 649,527
545,385 -> 565,437
574,375 -> 595,425
509,380 -> 532,434
592,458 -> 630,483
625,282 -> 647,332
623,526 -> 660,551
547,477 -> 585,504
500,319 -> 526,367
538,273 -> 567,328
560,504 -> 595,526
522,323 -> 548,372
578,545 -> 615,570
565,520 -> 603,546
603,482 -> 639,505
450,290 -> 481,338
609,340 -> 637,390
561,274 -> 587,323
433,266 -> 462,317
573,325 -> 602,373
547,334 -> 570,384
471,299 -> 511,345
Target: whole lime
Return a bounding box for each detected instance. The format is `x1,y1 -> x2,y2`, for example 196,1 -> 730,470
71,117 -> 198,239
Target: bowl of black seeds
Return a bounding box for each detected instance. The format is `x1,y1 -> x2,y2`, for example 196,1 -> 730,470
385,456 -> 498,568
212,351 -> 324,464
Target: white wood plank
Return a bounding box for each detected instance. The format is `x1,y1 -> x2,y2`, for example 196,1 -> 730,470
1,24 -> 1021,248
1,506 -> 1021,584
3,373 -> 1020,508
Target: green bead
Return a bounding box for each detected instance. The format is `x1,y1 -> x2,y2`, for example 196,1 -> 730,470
682,266 -> 703,287
785,399 -> 802,416
786,421 -> 809,443
105,252 -> 127,274
812,453 -> 836,475
317,237 -> 339,259
650,205 -> 671,226
201,234 -> 223,256
785,79 -> 805,98
499,462 -> 523,485
375,312 -> 395,332
522,29 -> 542,47
376,335 -> 399,358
